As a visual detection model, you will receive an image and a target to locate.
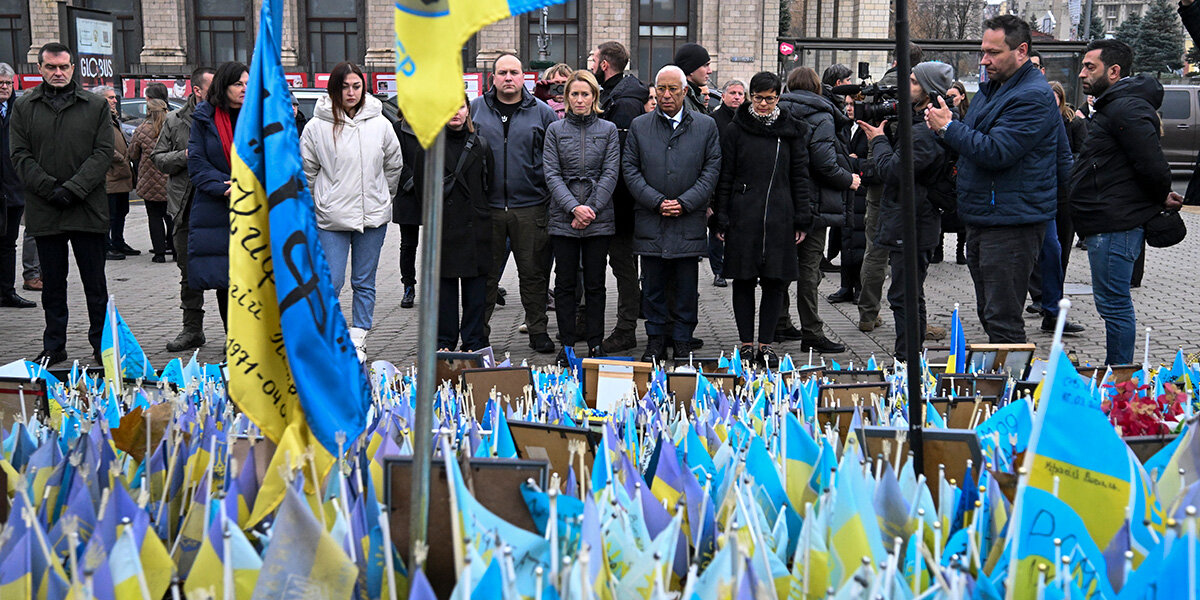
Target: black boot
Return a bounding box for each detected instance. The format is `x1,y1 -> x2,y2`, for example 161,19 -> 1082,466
641,336 -> 666,363
401,285 -> 415,308
167,310 -> 206,352
956,238 -> 967,264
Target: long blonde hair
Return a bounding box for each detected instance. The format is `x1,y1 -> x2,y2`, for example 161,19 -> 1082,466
1049,82 -> 1073,122
145,98 -> 168,139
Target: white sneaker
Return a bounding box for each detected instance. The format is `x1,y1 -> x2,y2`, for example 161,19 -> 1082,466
519,323 -> 528,333
349,327 -> 368,362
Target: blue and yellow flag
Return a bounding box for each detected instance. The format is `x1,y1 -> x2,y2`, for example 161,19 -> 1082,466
945,304 -> 966,374
394,0 -> 568,147
227,0 -> 370,455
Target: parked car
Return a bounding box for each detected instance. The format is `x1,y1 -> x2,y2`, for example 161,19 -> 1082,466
1160,84 -> 1200,173
118,96 -> 187,139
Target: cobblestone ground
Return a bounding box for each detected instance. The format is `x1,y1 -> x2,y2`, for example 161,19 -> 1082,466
3,201 -> 1198,371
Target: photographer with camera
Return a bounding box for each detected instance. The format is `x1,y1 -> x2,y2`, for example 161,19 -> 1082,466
857,63 -> 953,359
925,16 -> 1067,344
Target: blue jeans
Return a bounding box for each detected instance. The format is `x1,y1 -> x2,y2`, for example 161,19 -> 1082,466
1085,227 -> 1143,365
318,225 -> 388,330
707,229 -> 724,277
1038,220 -> 1065,317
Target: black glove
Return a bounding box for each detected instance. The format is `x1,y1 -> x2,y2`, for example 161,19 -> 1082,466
48,186 -> 76,210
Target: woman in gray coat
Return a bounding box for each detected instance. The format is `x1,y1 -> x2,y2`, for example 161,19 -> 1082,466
543,70 -> 620,359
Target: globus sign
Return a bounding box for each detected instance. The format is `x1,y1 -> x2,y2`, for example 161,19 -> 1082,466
72,10 -> 116,88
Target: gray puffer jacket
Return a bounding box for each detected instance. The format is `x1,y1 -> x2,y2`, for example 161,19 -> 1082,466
469,87 -> 559,210
622,108 -> 721,258
543,112 -> 620,237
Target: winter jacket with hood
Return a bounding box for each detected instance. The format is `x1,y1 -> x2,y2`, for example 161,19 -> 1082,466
714,104 -> 813,281
780,89 -> 855,229
10,80 -> 114,237
300,94 -> 403,232
543,111 -> 620,237
152,95 -> 200,226
622,107 -> 721,258
128,120 -> 169,204
598,72 -> 649,235
1069,75 -> 1172,237
469,86 -> 559,210
940,60 -> 1069,226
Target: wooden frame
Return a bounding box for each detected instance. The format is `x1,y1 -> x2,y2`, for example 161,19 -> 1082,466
229,436 -> 277,489
665,372 -> 736,413
817,382 -> 890,408
507,419 -> 599,482
1124,434 -> 1180,465
460,366 -> 534,422
816,406 -> 876,445
1076,364 -> 1141,385
436,351 -> 486,386
384,457 -> 547,598
669,356 -> 726,373
966,343 -> 1036,379
823,370 -> 886,384
581,358 -> 653,410
935,373 -> 1007,398
859,427 -> 984,504
928,396 -> 999,430
0,376 -> 49,429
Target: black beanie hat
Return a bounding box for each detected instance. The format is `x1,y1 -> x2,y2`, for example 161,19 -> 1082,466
673,43 -> 711,77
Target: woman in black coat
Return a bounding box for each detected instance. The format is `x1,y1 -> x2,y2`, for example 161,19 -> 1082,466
713,72 -> 813,367
1051,81 -> 1087,272
392,115 -> 421,310
187,61 -> 247,328
840,94 -> 870,303
397,98 -> 495,351
857,62 -> 950,359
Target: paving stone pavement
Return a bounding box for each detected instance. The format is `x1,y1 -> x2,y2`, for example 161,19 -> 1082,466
3,202 -> 1199,371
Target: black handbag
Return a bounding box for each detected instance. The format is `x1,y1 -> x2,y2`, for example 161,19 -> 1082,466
1144,210 -> 1186,248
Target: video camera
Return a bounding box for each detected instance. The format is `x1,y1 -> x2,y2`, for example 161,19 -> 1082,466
831,62 -> 900,125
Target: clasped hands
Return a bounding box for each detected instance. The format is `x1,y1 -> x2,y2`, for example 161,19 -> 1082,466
571,205 -> 596,229
659,198 -> 682,217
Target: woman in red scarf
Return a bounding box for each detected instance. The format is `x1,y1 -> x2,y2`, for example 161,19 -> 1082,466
187,61 -> 247,329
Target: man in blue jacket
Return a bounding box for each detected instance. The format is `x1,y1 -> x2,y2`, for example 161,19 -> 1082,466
925,16 -> 1065,344
471,53 -> 560,354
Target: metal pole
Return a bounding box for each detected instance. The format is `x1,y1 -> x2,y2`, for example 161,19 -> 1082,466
895,0 -> 924,476
409,131 -> 446,566
1082,0 -> 1094,39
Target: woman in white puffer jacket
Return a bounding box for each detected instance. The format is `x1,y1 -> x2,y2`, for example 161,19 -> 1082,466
300,61 -> 403,359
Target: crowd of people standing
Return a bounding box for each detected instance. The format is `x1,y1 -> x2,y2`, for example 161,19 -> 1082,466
0,11 -> 1191,367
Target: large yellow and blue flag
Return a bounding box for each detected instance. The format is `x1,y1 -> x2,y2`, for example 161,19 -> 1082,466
394,0 -> 570,147
226,0 -> 370,456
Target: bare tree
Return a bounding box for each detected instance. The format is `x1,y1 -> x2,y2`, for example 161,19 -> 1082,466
911,0 -> 983,39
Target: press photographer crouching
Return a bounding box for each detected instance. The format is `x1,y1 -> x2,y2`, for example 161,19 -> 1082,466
855,62 -> 955,359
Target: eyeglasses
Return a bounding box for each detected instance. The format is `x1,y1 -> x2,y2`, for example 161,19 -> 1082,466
655,85 -> 682,95
750,94 -> 779,104
0,81 -> 12,87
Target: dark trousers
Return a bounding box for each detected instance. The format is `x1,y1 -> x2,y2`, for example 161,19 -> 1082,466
484,206 -> 550,338
607,229 -> 640,333
1056,207 -> 1074,273
839,259 -> 861,293
552,235 -> 609,347
826,226 -> 842,260
439,275 -> 487,351
640,256 -> 698,342
35,231 -> 107,353
173,220 -> 206,330
1,205 -> 22,297
966,222 -> 1045,343
887,250 -> 930,358
399,224 -> 418,287
145,201 -> 174,256
732,278 -> 786,345
108,192 -> 129,249
707,229 -> 724,277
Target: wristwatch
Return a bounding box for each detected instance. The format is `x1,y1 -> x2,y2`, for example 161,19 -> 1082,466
936,121 -> 950,137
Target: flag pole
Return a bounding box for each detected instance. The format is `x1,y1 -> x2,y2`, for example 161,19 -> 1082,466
895,0 -> 924,475
410,130 -> 446,566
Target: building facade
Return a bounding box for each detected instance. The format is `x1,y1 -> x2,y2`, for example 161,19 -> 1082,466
3,0 -> 782,89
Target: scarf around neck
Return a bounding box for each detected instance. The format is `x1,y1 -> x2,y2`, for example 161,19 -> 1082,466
214,106 -> 235,165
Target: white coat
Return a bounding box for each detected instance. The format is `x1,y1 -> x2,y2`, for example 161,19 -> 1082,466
300,94 -> 403,231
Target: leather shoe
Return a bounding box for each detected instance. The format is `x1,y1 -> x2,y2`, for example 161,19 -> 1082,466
1,294 -> 36,308
826,288 -> 856,303
35,348 -> 67,366
116,243 -> 141,256
713,275 -> 727,287
819,258 -> 838,273
690,337 -> 704,350
401,285 -> 415,308
151,254 -> 167,263
23,278 -> 42,291
588,345 -> 605,358
1042,317 -> 1086,334
801,336 -> 846,354
529,332 -> 555,354
166,329 -> 206,352
603,329 -> 637,353
672,340 -> 692,360
775,325 -> 804,342
106,250 -> 126,260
